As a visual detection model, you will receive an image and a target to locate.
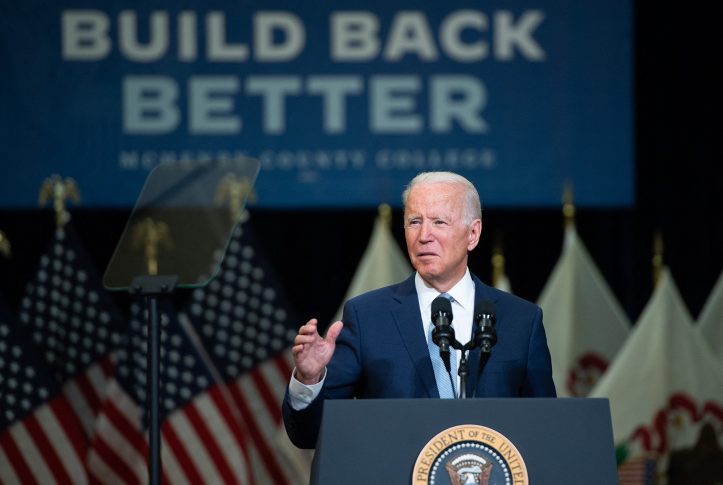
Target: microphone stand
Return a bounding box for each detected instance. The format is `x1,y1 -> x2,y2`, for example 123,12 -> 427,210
450,339 -> 481,399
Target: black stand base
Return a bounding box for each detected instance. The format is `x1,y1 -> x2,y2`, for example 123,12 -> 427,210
129,275 -> 178,485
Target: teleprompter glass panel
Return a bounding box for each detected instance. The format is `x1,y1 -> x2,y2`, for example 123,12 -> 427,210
103,158 -> 260,290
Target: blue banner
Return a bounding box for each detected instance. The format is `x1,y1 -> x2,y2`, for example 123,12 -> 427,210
0,0 -> 632,208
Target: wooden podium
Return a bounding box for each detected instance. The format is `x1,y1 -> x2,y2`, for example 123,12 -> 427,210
310,398 -> 618,484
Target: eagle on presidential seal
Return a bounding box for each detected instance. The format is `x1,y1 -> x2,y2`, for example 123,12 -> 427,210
445,453 -> 493,485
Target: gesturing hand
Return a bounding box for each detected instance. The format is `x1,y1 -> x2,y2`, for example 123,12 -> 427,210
292,319 -> 343,385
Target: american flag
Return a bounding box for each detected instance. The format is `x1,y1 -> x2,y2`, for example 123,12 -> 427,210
16,225 -> 125,385
618,457 -> 657,485
183,222 -> 310,485
0,293 -> 110,485
87,300 -> 252,485
1,224 -> 122,484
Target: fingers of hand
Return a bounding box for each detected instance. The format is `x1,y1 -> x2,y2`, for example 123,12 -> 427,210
325,321 -> 344,344
299,322 -> 320,336
294,333 -> 316,346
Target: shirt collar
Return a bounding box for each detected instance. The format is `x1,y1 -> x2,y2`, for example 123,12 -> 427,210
415,267 -> 475,312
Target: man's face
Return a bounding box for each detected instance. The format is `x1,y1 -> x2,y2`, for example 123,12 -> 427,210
404,183 -> 481,289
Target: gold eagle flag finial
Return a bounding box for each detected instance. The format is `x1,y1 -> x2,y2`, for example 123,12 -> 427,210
215,173 -> 257,224
38,174 -> 81,228
0,230 -> 11,258
132,218 -> 174,276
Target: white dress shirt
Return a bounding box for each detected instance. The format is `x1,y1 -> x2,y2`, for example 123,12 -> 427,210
415,267 -> 475,390
288,269 -> 476,410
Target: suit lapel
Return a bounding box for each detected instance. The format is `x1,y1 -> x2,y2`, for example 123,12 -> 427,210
391,274 -> 439,398
467,274 -> 500,397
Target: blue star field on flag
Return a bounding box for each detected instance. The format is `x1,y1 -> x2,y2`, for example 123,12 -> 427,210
16,224 -> 125,384
116,300 -> 216,427
184,223 -> 298,382
0,296 -> 59,431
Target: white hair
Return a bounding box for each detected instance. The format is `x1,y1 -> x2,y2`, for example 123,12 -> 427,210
402,172 -> 482,226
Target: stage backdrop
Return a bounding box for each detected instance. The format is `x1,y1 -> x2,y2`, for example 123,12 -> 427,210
0,0 -> 632,208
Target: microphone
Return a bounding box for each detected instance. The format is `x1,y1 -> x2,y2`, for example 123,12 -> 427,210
431,296 -> 455,373
473,300 -> 498,356
472,299 -> 497,398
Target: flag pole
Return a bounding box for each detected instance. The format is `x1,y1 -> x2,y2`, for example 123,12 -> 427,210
562,183 -> 575,229
378,203 -> 392,228
0,230 -> 10,259
491,231 -> 506,290
652,229 -> 664,288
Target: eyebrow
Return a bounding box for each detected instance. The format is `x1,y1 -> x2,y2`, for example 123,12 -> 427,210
405,214 -> 451,222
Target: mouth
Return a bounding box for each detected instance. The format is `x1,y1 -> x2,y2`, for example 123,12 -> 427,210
417,252 -> 438,258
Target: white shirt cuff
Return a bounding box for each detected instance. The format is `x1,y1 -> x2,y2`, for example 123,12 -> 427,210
288,367 -> 327,411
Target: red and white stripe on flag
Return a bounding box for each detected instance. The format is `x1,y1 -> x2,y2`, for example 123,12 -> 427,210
618,457 -> 656,485
229,349 -> 311,485
87,379 -> 252,485
0,356 -> 114,485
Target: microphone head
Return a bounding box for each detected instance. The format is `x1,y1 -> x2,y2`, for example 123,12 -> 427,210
431,296 -> 453,323
474,299 -> 496,325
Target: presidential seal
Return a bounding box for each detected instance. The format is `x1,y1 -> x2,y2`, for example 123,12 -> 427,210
413,425 -> 528,485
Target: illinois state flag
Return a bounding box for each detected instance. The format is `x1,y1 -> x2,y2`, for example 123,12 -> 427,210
698,269 -> 723,365
538,227 -> 630,397
590,267 -> 723,484
493,273 -> 513,294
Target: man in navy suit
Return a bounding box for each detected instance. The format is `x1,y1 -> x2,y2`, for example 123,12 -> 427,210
283,172 -> 556,449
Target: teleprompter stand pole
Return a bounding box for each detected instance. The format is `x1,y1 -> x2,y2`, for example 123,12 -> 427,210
129,275 -> 179,485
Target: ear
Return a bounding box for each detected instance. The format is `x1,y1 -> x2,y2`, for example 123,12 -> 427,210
467,219 -> 482,251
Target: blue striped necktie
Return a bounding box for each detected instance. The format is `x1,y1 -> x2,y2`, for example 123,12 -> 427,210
428,293 -> 457,398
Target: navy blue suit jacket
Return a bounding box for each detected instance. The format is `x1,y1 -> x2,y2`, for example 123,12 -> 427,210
282,272 -> 556,448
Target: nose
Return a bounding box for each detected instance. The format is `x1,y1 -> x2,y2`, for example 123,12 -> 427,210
419,220 -> 434,242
